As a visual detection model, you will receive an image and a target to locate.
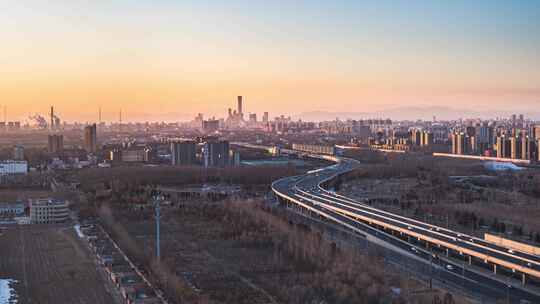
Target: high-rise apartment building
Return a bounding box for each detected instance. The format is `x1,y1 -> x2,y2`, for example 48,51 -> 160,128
476,124 -> 494,145
469,136 -> 478,154
496,135 -> 511,158
451,133 -> 458,154
411,129 -> 422,146
47,134 -> 64,153
510,136 -> 521,159
538,139 -> 540,162
203,140 -> 230,167
171,141 -> 197,166
457,133 -> 468,155
13,145 -> 24,160
262,112 -> 269,123
521,136 -> 530,160
83,124 -> 97,153
532,125 -> 540,142
420,131 -> 433,147
451,132 -> 468,155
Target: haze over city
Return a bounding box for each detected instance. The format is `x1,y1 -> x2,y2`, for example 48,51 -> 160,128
2,1 -> 539,122
3,2 -> 540,304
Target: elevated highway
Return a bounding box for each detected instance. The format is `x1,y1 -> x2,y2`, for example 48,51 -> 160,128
267,151 -> 540,302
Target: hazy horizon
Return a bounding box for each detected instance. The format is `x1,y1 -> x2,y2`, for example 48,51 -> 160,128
2,1 -> 539,122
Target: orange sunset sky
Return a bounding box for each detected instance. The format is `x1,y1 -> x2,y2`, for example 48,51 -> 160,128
1,1 -> 539,122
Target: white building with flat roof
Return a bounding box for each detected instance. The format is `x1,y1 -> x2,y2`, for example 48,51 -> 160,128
29,198 -> 69,224
0,160 -> 28,175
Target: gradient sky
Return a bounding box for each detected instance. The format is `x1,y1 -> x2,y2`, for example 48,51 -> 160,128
1,0 -> 539,122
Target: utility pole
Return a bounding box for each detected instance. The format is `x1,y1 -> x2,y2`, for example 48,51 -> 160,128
154,193 -> 163,262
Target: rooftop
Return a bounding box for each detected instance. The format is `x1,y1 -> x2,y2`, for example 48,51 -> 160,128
29,198 -> 67,206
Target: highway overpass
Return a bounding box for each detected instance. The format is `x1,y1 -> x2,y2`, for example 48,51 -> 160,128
264,149 -> 540,302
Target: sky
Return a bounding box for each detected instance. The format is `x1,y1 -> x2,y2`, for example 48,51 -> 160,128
1,0 -> 539,122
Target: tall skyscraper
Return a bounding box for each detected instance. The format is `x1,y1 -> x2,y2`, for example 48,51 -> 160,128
50,106 -> 54,130
83,124 -> 97,153
237,96 -> 243,115
171,141 -> 197,166
263,112 -> 269,123
48,134 -> 64,154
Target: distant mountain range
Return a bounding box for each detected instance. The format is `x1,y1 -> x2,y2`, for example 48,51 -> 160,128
294,106 -> 540,121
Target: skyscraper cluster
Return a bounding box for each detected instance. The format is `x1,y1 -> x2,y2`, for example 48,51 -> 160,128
450,117 -> 540,161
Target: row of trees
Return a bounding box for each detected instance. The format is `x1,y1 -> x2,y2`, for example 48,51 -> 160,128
185,199 -> 459,303
72,165 -> 297,193
340,152 -> 540,247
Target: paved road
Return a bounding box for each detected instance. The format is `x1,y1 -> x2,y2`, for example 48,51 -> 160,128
271,155 -> 540,303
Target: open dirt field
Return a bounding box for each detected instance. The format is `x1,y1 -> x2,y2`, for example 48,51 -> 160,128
0,225 -> 116,304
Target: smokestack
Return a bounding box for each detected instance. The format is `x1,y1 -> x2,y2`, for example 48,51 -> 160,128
237,96 -> 243,114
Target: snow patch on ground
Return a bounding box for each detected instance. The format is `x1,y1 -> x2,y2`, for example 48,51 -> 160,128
0,279 -> 18,304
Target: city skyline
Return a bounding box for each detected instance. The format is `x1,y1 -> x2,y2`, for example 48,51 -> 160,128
1,1 -> 539,122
